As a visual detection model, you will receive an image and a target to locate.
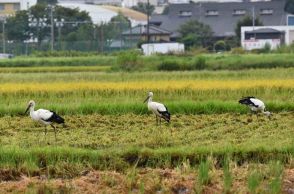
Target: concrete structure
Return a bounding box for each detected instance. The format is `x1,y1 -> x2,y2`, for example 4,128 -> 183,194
241,26 -> 294,50
58,3 -> 147,26
151,0 -> 287,40
141,42 -> 184,55
0,0 -> 36,16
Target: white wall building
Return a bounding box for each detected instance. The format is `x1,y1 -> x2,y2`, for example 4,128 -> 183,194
241,26 -> 294,50
0,0 -> 36,10
141,42 -> 184,55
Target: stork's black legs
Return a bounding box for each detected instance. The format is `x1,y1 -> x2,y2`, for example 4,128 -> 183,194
44,126 -> 47,135
51,124 -> 57,142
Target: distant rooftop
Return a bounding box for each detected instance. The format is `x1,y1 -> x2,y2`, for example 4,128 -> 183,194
150,0 -> 287,38
58,3 -> 147,26
122,24 -> 171,35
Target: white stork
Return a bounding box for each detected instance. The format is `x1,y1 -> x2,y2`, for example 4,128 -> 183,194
239,96 -> 271,117
25,100 -> 65,141
144,92 -> 170,125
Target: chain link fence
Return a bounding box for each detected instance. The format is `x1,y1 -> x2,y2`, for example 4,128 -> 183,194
0,39 -> 140,55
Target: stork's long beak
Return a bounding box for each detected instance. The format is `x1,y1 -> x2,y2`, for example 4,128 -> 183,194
143,96 -> 149,103
25,105 -> 30,114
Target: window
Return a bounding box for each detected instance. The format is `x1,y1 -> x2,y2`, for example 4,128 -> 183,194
13,3 -> 20,11
206,10 -> 218,16
233,9 -> 246,15
0,4 -> 4,11
288,15 -> 294,26
260,9 -> 273,15
179,11 -> 192,17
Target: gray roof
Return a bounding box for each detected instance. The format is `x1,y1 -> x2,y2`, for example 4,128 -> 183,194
246,28 -> 282,34
150,0 -> 287,38
122,24 -> 171,35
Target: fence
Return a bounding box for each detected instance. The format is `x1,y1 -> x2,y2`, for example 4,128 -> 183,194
0,39 -> 140,55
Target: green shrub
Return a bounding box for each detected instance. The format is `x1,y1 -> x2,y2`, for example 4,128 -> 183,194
116,50 -> 141,71
193,56 -> 206,70
260,43 -> 271,53
231,47 -> 246,54
158,60 -> 181,71
214,40 -> 226,52
274,43 -> 294,53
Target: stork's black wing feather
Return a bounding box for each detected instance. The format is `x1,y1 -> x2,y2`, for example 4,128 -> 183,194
158,106 -> 171,122
238,97 -> 258,107
43,111 -> 65,124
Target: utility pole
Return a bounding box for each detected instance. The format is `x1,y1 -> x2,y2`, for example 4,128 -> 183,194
147,0 -> 150,43
50,5 -> 54,51
100,26 -> 104,52
252,6 -> 256,39
252,6 -> 255,28
2,19 -> 5,53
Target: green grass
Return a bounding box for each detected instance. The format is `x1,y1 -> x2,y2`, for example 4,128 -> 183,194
2,53 -> 294,70
0,56 -> 115,67
0,101 -> 293,116
1,68 -> 293,83
0,66 -> 110,73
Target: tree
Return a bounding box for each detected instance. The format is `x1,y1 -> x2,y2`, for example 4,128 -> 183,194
102,13 -> 130,40
132,2 -> 155,15
5,11 -> 30,41
235,15 -> 263,42
285,0 -> 294,14
178,20 -> 213,48
5,4 -> 92,44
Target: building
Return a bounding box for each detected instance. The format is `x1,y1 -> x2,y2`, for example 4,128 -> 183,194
0,0 -> 36,17
58,0 -> 121,6
241,26 -> 294,50
58,3 -> 147,26
122,24 -> 171,42
150,0 -> 287,40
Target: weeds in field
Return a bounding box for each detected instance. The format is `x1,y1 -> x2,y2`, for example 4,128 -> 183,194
248,170 -> 262,194
268,161 -> 284,194
223,157 -> 233,193
196,159 -> 211,193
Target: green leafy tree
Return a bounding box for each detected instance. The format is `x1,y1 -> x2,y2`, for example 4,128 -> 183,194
6,4 -> 92,44
235,15 -> 263,42
178,20 -> 213,48
100,13 -> 130,40
132,2 -> 155,15
5,11 -> 30,41
285,0 -> 294,14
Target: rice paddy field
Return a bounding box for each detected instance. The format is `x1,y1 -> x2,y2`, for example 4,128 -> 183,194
0,65 -> 293,193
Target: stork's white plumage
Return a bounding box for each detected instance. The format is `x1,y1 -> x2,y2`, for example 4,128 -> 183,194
25,100 -> 65,141
144,92 -> 170,125
239,96 -> 271,116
